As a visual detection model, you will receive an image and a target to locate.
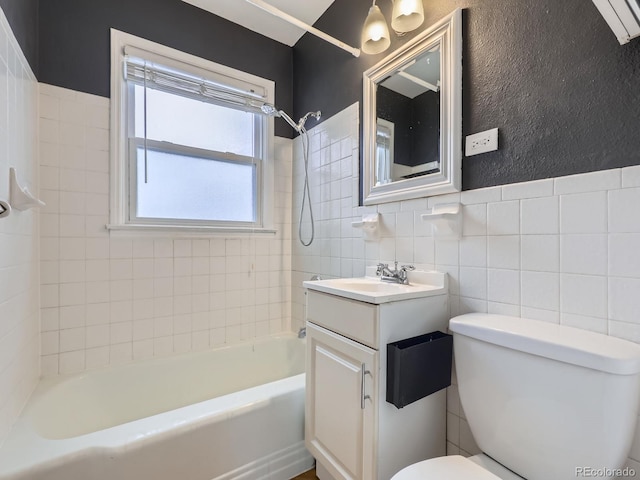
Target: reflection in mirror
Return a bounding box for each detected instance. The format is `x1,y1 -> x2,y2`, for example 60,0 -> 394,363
363,9 -> 462,205
375,44 -> 441,185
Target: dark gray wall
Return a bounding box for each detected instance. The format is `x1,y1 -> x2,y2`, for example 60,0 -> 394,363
293,0 -> 640,190
377,87 -> 440,168
38,0 -> 294,137
0,0 -> 38,74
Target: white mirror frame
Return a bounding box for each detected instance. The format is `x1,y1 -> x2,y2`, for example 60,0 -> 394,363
362,9 -> 462,205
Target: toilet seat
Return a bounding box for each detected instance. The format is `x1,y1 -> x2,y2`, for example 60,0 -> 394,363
391,455 -> 522,480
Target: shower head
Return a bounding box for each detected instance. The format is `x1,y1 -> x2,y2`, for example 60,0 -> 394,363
261,103 -> 300,131
260,104 -> 321,132
298,111 -> 321,130
260,104 -> 279,116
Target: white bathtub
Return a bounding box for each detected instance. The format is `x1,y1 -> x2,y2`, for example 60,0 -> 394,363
0,334 -> 313,480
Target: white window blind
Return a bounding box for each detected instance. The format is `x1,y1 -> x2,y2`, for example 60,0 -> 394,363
123,46 -> 267,114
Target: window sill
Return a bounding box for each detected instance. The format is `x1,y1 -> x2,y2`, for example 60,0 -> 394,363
106,223 -> 277,238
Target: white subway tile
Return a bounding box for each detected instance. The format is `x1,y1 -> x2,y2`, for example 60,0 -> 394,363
41,331 -> 59,355
85,347 -> 110,370
435,239 -> 459,266
59,350 -> 85,374
609,320 -> 640,343
59,98 -> 84,124
560,234 -> 607,276
59,305 -> 85,329
521,235 -> 559,272
609,234 -> 640,278
86,303 -> 110,326
560,313 -> 607,334
85,281 -> 109,304
609,277 -> 640,324
459,267 -> 487,300
487,236 -> 520,270
520,306 -> 559,324
39,93 -> 59,120
60,327 -> 86,352
86,325 -> 109,349
560,274 -> 607,318
609,188 -> 640,233
502,178 -> 554,200
487,269 -> 520,304
560,191 -> 607,234
40,355 -> 59,376
521,271 -> 559,311
110,343 -> 132,365
459,236 -> 487,268
554,169 -> 620,195
487,301 -> 521,317
487,200 -> 519,235
110,322 -> 133,344
460,186 -> 501,205
521,196 -> 558,234
462,204 -> 486,236
622,165 -> 640,188
132,239 -> 154,258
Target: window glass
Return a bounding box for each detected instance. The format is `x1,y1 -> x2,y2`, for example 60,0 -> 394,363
135,148 -> 256,222
133,85 -> 256,157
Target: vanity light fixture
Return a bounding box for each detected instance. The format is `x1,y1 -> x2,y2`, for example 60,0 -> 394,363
361,0 -> 425,55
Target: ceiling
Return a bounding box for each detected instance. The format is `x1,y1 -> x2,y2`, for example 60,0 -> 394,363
181,0 -> 335,46
381,50 -> 441,99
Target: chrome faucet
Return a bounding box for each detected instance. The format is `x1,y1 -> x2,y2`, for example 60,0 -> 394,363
375,261 -> 415,285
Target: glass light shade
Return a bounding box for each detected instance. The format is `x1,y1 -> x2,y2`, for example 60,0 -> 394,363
361,5 -> 391,55
391,0 -> 425,33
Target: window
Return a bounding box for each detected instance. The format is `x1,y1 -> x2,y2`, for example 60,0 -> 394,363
110,30 -> 275,233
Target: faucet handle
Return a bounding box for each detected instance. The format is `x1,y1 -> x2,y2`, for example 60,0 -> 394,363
401,264 -> 415,271
376,263 -> 388,276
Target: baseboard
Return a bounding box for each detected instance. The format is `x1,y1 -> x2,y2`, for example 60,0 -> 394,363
213,442 -> 315,480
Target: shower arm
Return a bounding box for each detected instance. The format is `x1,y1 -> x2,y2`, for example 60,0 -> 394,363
245,0 -> 361,57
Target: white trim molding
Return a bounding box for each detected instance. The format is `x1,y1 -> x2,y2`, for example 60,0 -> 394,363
362,8 -> 462,205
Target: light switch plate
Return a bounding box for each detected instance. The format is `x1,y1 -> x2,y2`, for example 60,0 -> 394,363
465,128 -> 499,156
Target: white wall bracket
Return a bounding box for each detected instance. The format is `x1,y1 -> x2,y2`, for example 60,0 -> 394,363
421,203 -> 461,239
352,213 -> 380,241
9,167 -> 45,211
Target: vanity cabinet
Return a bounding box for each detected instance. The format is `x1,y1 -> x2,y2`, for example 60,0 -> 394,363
306,323 -> 377,480
304,285 -> 449,480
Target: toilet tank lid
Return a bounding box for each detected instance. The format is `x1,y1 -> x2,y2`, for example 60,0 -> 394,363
450,313 -> 640,375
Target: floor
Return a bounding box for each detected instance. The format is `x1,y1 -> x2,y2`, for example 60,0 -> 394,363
292,468 -> 318,479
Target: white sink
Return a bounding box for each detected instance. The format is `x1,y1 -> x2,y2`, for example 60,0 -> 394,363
303,270 -> 447,304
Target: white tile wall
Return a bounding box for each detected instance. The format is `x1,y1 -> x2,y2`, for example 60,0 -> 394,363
38,84 -> 293,375
0,10 -> 39,447
291,103 -> 640,466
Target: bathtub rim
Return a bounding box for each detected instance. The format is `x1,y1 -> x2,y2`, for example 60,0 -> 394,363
0,332 -> 307,479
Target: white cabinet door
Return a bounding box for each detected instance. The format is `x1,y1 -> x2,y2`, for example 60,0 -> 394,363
305,322 -> 378,480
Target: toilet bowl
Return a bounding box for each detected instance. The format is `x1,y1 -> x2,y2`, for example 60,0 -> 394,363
392,454 -> 523,479
392,313 -> 640,480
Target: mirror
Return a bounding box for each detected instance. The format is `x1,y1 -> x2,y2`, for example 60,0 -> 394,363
363,9 -> 462,205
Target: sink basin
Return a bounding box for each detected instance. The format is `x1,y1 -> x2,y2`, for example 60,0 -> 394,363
303,270 -> 447,304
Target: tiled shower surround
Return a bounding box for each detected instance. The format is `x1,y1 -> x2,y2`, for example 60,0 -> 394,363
0,12 -> 39,445
291,103 -> 640,469
38,83 -> 293,376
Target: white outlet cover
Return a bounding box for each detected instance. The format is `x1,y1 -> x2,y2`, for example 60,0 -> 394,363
465,128 -> 499,156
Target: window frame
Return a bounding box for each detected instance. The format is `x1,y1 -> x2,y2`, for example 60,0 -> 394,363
109,29 -> 276,235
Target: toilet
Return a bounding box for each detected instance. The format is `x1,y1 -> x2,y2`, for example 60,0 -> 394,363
393,313 -> 640,480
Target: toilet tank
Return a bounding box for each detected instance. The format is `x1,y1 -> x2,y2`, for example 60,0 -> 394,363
450,314 -> 640,480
